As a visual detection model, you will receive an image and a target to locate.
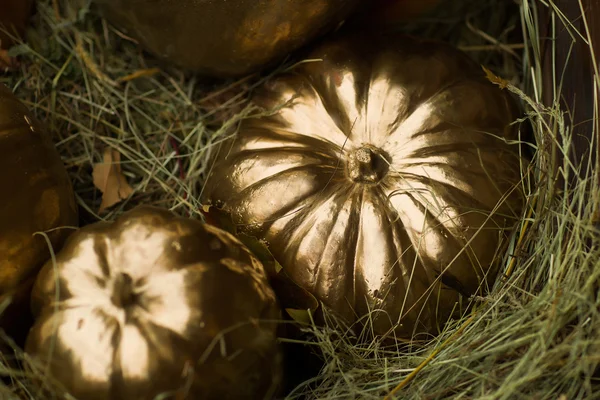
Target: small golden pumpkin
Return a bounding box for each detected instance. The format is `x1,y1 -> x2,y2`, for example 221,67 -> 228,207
0,0 -> 33,49
201,32 -> 527,339
93,0 -> 361,77
25,206 -> 283,400
0,83 -> 78,342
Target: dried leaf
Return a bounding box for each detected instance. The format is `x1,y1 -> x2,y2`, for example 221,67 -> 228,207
0,49 -> 17,70
482,65 -> 509,89
92,147 -> 134,213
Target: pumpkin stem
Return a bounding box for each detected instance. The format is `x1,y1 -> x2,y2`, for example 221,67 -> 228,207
111,272 -> 137,309
346,146 -> 390,184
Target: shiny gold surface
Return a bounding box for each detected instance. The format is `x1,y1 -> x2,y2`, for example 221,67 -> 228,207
0,83 -> 78,320
0,0 -> 33,49
201,32 -> 527,338
94,0 -> 360,77
25,206 -> 282,400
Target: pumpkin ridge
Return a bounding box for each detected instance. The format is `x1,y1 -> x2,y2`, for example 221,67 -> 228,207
363,72 -> 372,144
361,61 -> 395,145
402,190 -> 489,295
226,148 -> 337,193
309,78 -> 355,141
281,187 -> 356,299
399,191 -> 459,261
109,319 -> 124,399
280,192 -> 338,274
382,77 -> 467,143
311,197 -> 350,295
262,186 -> 334,241
407,121 -> 465,141
269,87 -> 354,150
379,197 -> 431,333
93,236 -> 112,279
238,124 -> 336,153
385,84 -> 516,154
347,188 -> 366,314
240,162 -> 331,193
388,172 -> 495,216
235,145 -> 336,161
406,139 -> 514,160
352,188 -> 403,316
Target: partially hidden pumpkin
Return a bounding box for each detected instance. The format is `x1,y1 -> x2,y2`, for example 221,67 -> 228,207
25,205 -> 283,400
0,0 -> 34,49
355,0 -> 444,25
94,0 -> 361,77
0,83 -> 78,343
201,32 -> 527,339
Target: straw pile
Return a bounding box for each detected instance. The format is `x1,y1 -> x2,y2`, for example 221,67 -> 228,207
1,0 -> 598,398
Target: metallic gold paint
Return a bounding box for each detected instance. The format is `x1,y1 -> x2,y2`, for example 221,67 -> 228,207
0,83 -> 78,314
201,33 -> 527,338
94,0 -> 360,77
25,206 -> 282,400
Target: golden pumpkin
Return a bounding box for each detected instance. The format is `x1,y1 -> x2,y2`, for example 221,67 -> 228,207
0,83 -> 78,343
25,205 -> 283,400
93,0 -> 360,77
201,32 -> 527,339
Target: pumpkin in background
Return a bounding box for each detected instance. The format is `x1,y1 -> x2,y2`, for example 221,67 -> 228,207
0,0 -> 34,49
0,83 -> 78,343
25,206 -> 283,400
354,0 -> 444,25
201,32 -> 527,339
93,0 -> 361,77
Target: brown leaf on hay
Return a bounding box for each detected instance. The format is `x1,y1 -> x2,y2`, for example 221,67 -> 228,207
92,147 -> 134,213
481,65 -> 509,89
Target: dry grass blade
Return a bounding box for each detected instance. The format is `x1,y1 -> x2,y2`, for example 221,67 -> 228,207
383,313 -> 477,399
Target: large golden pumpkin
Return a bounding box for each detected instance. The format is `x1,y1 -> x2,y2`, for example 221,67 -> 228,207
201,32 -> 527,339
25,206 -> 283,400
94,0 -> 361,77
0,83 -> 78,342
